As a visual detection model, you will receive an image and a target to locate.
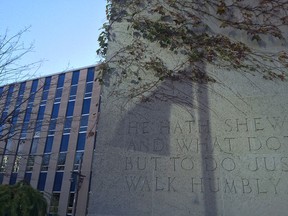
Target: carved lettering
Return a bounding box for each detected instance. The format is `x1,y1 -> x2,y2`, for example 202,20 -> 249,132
267,116 -> 287,130
256,178 -> 267,194
221,157 -> 236,172
242,178 -> 252,194
191,178 -> 204,193
224,179 -> 237,194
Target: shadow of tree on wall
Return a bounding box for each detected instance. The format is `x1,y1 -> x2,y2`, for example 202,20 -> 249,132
91,62 -> 218,216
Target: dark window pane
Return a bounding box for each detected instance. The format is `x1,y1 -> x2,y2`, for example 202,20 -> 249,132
24,107 -> 32,122
5,85 -> 14,105
20,123 -> 29,139
64,117 -> 72,129
87,67 -> 95,82
44,76 -> 52,90
55,88 -> 63,99
68,193 -> 75,207
70,173 -> 77,191
30,138 -> 39,154
42,154 -> 50,166
82,98 -> 91,115
24,172 -> 32,184
34,120 -> 42,136
85,82 -> 93,94
69,85 -> 77,97
31,79 -> 38,93
51,193 -> 60,205
19,82 -> 26,95
80,115 -> 89,127
57,74 -> 65,88
76,133 -> 86,151
0,87 -> 3,96
0,173 -> 3,184
44,136 -> 54,153
53,172 -> 64,191
9,173 -> 17,185
60,134 -> 69,152
71,71 -> 80,85
37,105 -> 45,120
51,103 -> 60,119
48,119 -> 57,135
74,152 -> 83,165
8,84 -> 14,94
41,90 -> 49,101
57,153 -> 66,165
27,156 -> 35,167
66,101 -> 75,117
37,172 -> 47,191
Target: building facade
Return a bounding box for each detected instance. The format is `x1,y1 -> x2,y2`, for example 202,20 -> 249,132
0,65 -> 101,216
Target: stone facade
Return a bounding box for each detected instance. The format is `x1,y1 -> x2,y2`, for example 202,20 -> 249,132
88,1 -> 288,215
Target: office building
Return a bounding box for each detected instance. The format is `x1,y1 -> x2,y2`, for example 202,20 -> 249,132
0,65 -> 101,216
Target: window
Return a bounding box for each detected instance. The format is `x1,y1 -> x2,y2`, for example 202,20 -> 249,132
34,121 -> 42,137
64,116 -> 72,129
26,156 -> 35,171
67,193 -> 75,214
70,172 -> 77,191
71,71 -> 80,85
9,173 -> 17,185
57,153 -> 66,170
55,88 -> 63,99
51,103 -> 60,119
69,85 -> 77,100
76,133 -> 86,151
23,107 -> 32,122
20,122 -> 29,139
41,90 -> 49,102
79,115 -> 89,132
57,74 -> 65,88
28,94 -> 36,105
0,155 -> 8,172
81,98 -> 91,114
19,82 -> 26,95
31,79 -> 39,93
5,138 -> 13,152
44,76 -> 52,91
37,105 -> 45,120
49,193 -> 60,214
48,119 -> 57,135
1,111 -> 7,121
24,172 -> 32,183
30,138 -> 39,154
53,172 -> 64,191
0,86 -> 3,96
13,156 -> 21,172
66,101 -> 75,117
73,151 -> 83,170
15,82 -> 26,107
87,67 -> 95,82
60,134 -> 69,152
37,172 -> 47,191
84,82 -> 93,98
44,136 -> 54,153
41,154 -> 50,171
5,85 -> 14,106
0,173 -> 3,184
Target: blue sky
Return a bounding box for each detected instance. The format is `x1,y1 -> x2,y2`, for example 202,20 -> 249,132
0,1 -> 107,80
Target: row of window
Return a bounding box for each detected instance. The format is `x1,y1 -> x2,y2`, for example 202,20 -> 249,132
0,67 -> 96,216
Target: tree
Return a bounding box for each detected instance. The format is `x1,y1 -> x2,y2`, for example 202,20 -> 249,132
0,27 -> 44,143
0,27 -> 41,85
0,180 -> 47,216
97,0 -> 288,99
